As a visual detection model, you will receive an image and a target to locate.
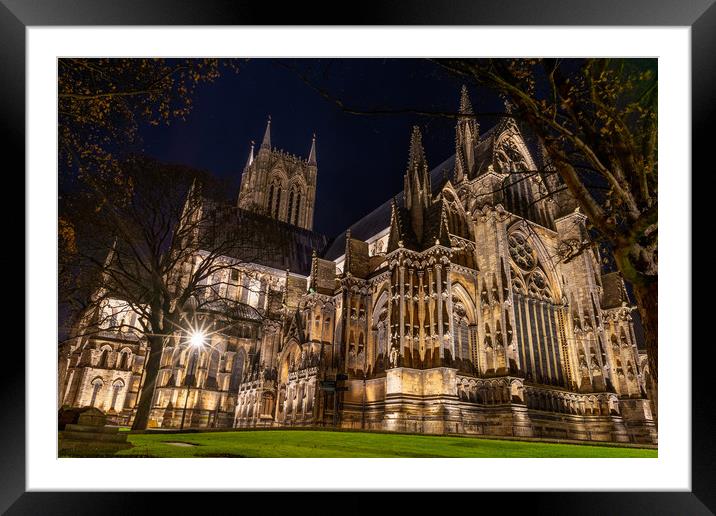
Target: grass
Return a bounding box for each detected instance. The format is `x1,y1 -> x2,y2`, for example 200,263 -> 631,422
94,430 -> 659,458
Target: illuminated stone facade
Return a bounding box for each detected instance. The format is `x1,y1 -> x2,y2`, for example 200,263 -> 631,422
59,87 -> 657,444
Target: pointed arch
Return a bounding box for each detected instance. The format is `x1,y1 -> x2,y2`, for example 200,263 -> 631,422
370,288 -> 390,373
97,345 -> 112,368
492,124 -> 538,173
109,378 -> 125,411
441,182 -> 471,240
205,348 -> 220,389
117,347 -> 132,369
278,339 -> 302,384
450,282 -> 476,323
229,348 -> 246,391
89,377 -> 104,408
449,282 -> 476,367
287,176 -> 307,226
372,288 -> 390,327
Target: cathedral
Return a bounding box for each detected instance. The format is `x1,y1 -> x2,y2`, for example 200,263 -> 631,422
58,86 -> 657,444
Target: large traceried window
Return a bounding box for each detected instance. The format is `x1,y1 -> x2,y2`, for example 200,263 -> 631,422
509,231 -> 565,387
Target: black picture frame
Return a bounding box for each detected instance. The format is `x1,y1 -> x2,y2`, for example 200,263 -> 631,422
3,0 -> 708,513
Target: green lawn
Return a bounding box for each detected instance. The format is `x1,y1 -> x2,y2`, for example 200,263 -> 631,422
101,430 -> 658,458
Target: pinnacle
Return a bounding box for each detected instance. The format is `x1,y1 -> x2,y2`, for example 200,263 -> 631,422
261,115 -> 272,149
459,85 -> 474,116
308,132 -> 317,166
408,126 -> 427,172
244,140 -> 255,170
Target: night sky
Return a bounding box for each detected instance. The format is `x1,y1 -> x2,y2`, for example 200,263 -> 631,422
137,58 -> 505,238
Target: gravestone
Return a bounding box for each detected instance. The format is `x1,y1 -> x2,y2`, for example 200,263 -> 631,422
58,407 -> 132,456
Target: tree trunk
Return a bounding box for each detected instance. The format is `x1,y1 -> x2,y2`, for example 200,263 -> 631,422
131,333 -> 165,430
631,279 -> 658,382
614,237 -> 658,386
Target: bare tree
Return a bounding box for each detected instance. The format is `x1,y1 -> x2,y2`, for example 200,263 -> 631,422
58,58 -> 242,184
60,155 -> 286,430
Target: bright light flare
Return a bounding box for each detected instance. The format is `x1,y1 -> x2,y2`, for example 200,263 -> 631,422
189,330 -> 206,348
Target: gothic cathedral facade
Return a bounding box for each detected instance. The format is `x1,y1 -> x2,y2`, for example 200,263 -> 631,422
59,87 -> 657,444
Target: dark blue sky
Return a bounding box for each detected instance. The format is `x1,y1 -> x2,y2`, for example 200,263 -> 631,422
138,58 -> 504,238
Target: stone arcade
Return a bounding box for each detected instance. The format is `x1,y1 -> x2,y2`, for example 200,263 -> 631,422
59,87 -> 657,444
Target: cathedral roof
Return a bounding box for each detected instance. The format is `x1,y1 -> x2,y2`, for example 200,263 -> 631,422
199,298 -> 263,321
201,202 -> 328,276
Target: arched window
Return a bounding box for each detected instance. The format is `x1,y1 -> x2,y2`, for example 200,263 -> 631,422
229,349 -> 246,391
452,306 -> 470,361
184,348 -> 199,387
110,380 -> 124,411
98,346 -> 111,368
509,232 -> 564,387
90,378 -> 103,408
118,350 -> 131,369
206,350 -> 220,389
450,286 -> 474,369
287,190 -> 294,224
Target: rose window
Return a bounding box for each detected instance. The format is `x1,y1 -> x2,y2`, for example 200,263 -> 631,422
508,233 -> 535,270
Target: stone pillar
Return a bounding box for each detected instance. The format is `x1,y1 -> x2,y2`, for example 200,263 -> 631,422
399,265 -> 406,364
435,264 -> 444,360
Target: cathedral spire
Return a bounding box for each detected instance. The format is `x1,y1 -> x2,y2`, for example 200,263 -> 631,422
405,125 -> 430,206
244,140 -> 255,170
404,126 -> 431,244
459,84 -> 474,116
308,133 -> 317,166
261,115 -> 272,150
407,125 -> 428,181
454,85 -> 479,183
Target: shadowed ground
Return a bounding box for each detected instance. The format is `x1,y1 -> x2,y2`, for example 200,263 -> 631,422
62,430 -> 658,458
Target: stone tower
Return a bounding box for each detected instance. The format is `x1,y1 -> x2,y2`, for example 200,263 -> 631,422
237,116 -> 318,231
